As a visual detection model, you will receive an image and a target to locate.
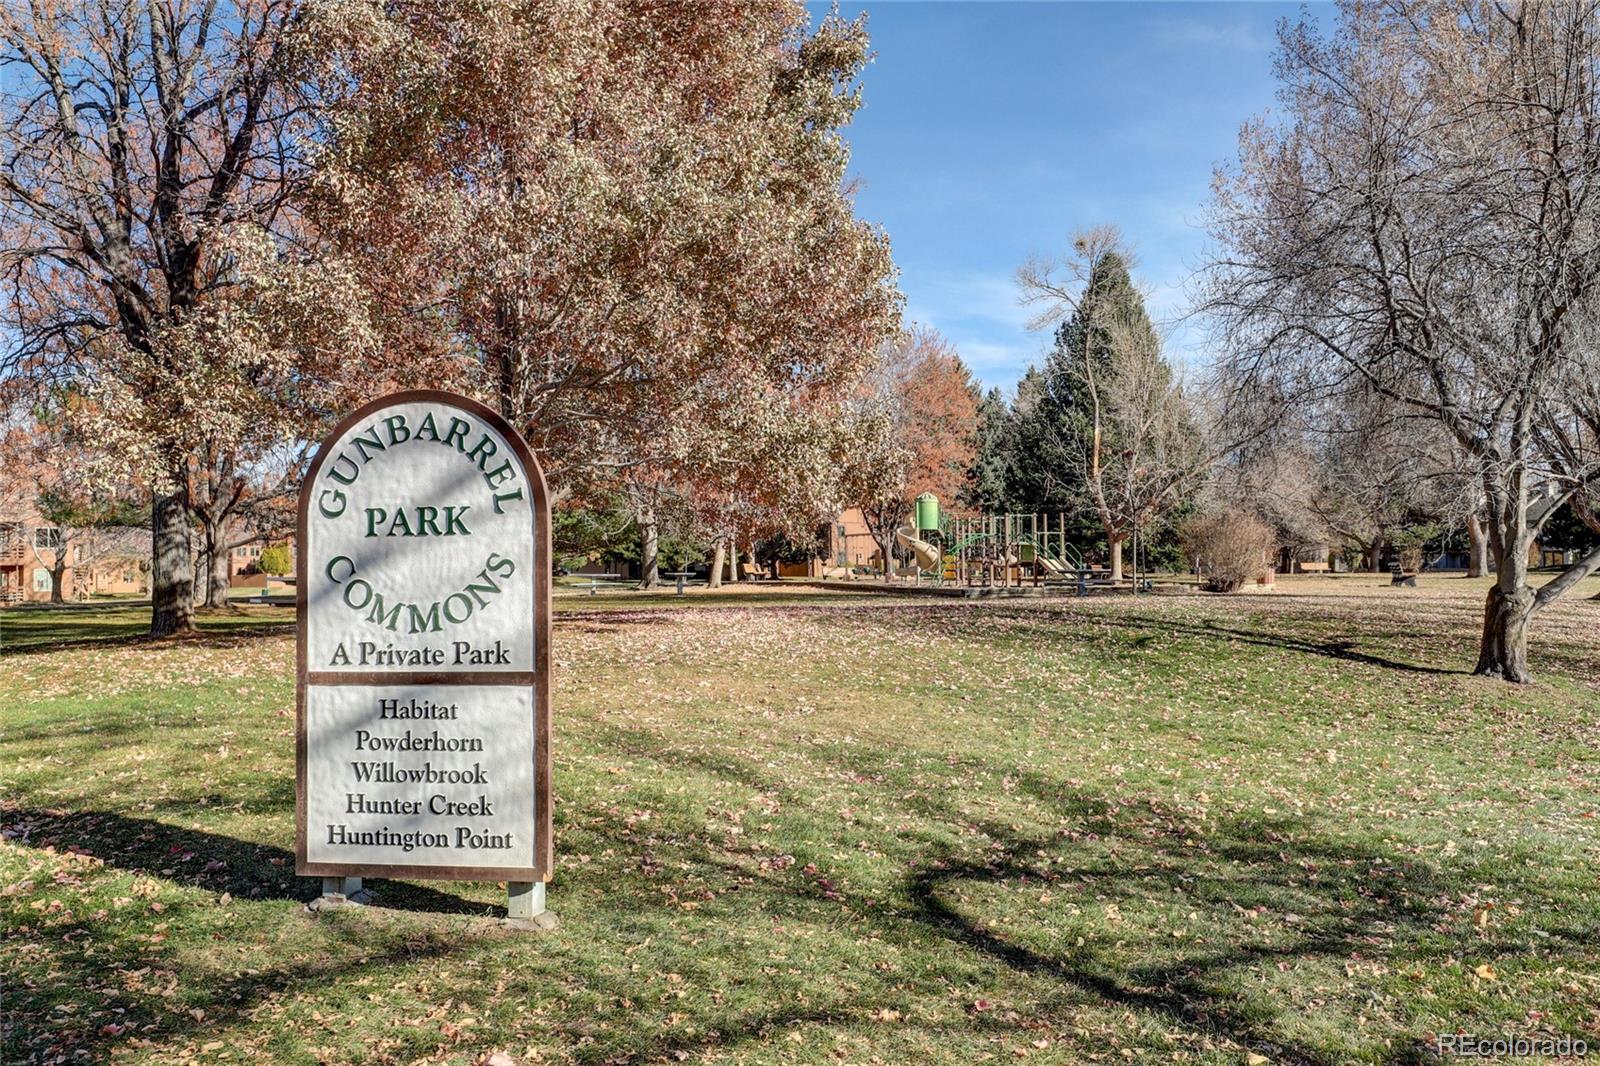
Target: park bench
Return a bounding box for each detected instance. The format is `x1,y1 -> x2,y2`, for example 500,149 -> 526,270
1388,561 -> 1417,587
1298,561 -> 1329,572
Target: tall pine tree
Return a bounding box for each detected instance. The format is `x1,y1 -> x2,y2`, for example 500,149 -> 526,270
1007,250 -> 1158,553
964,386 -> 1014,513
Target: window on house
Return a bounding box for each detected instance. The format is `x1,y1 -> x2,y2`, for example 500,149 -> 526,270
32,568 -> 51,592
34,527 -> 61,549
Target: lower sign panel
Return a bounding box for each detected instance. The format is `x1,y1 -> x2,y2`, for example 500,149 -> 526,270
304,684 -> 536,872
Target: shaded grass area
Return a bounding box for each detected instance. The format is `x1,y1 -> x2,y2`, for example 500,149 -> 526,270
0,587 -> 878,654
4,585 -> 1600,1064
0,602 -> 295,653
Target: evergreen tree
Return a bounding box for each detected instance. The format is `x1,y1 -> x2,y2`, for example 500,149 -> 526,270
1008,250 -> 1156,540
1003,367 -> 1074,515
964,387 -> 1013,513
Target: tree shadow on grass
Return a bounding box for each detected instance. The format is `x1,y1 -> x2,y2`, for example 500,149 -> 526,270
1124,613 -> 1464,676
0,620 -> 294,657
894,781 -> 1597,1066
566,727 -> 1593,1063
3,800 -> 911,1065
1,804 -> 498,916
552,609 -> 686,635
870,602 -> 1467,678
6,896 -> 476,1066
564,793 -> 1451,1064
4,807 -> 534,1062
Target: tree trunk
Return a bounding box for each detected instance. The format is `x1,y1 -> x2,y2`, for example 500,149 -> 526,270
193,540 -> 211,607
1473,501 -> 1535,682
1108,536 -> 1124,582
708,537 -> 725,589
49,560 -> 66,604
194,519 -> 230,608
1365,538 -> 1384,573
150,486 -> 196,637
1466,513 -> 1488,577
637,516 -> 660,589
880,533 -> 895,583
204,531 -> 231,608
1474,581 -> 1534,683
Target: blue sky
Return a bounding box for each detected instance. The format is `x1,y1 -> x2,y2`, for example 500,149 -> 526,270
810,1 -> 1321,391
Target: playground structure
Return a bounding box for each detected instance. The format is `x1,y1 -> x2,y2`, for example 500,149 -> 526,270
888,494 -> 1133,591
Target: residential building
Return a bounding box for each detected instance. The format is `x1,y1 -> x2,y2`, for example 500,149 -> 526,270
0,510 -> 150,603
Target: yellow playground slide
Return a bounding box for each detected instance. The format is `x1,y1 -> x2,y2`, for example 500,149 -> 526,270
894,525 -> 942,572
1035,552 -> 1069,575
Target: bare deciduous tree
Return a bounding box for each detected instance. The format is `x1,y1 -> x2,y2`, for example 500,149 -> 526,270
1204,0 -> 1600,682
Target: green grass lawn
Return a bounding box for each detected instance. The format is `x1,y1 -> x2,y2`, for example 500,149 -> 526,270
4,578 -> 1600,1064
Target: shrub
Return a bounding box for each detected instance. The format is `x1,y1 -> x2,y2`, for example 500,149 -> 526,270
1390,522 -> 1441,573
258,545 -> 292,576
1181,511 -> 1275,592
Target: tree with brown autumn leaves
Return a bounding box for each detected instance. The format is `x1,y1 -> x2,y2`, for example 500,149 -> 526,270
842,326 -> 979,579
309,0 -> 903,561
0,0 -> 375,635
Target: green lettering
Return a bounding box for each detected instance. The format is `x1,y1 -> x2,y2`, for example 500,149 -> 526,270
463,566 -> 501,608
342,578 -> 373,611
442,417 -> 471,452
465,433 -> 498,471
483,459 -> 517,490
443,592 -> 474,624
327,454 -> 360,485
407,602 -> 443,634
365,592 -> 404,631
351,425 -> 385,462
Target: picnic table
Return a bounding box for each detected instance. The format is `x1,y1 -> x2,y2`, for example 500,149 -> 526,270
662,570 -> 696,596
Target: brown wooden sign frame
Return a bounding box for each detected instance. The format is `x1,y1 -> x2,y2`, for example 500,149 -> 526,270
294,389 -> 552,883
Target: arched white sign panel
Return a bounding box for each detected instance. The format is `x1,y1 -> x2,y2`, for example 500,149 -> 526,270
295,391 -> 551,884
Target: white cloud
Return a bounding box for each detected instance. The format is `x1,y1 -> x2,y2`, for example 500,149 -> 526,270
903,269 -> 1048,391
901,253 -> 1216,388
1142,15 -> 1277,55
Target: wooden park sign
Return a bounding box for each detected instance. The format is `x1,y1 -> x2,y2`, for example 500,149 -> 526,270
295,390 -> 552,925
